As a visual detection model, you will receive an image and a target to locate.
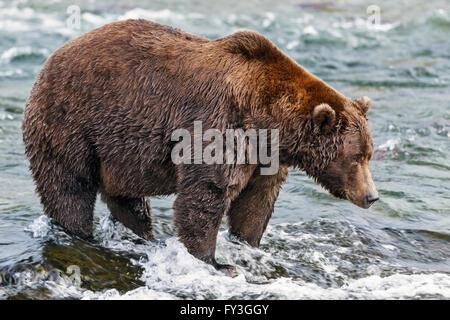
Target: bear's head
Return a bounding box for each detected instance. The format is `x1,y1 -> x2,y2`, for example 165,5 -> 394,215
218,30 -> 378,208
309,97 -> 379,209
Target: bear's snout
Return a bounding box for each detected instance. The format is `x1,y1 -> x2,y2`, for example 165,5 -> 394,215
364,192 -> 379,209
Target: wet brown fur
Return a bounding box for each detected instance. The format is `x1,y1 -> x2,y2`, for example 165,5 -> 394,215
22,19 -> 375,271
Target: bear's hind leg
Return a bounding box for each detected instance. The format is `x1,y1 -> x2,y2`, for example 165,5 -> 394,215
101,194 -> 154,241
35,158 -> 99,240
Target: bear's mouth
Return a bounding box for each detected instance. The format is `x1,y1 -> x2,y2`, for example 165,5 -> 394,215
345,192 -> 376,209
321,184 -> 347,200
334,190 -> 348,200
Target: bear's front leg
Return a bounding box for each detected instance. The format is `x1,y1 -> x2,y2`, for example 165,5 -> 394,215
228,166 -> 289,246
173,166 -> 237,277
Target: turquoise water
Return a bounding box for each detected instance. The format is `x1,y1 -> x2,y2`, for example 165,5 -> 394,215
0,0 -> 449,299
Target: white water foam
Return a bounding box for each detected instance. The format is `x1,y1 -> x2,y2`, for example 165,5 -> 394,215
0,4 -> 78,36
0,47 -> 50,64
24,215 -> 51,238
378,138 -> 401,151
79,234 -> 450,299
118,8 -> 186,22
22,215 -> 450,299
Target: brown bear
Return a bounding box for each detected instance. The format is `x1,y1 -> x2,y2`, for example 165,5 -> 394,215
22,19 -> 378,276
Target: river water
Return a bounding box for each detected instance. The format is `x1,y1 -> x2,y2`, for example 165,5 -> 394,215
0,0 -> 449,299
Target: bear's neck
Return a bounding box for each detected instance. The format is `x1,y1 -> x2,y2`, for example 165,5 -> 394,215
278,117 -> 344,178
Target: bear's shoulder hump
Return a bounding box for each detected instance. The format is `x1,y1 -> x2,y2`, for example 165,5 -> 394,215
214,30 -> 281,61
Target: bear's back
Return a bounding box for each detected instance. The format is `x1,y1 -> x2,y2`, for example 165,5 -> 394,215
23,19 -> 218,138
26,19 -> 209,113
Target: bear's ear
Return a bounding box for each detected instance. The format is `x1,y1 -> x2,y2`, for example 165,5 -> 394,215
354,96 -> 371,114
312,104 -> 336,133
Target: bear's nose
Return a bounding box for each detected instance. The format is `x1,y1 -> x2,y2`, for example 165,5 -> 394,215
365,194 -> 379,207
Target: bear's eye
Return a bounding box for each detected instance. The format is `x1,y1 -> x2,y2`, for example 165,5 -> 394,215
352,154 -> 362,165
